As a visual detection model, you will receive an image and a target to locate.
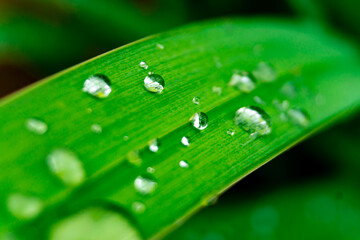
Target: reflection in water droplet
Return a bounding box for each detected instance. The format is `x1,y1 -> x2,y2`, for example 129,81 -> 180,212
252,62 -> 277,82
287,108 -> 310,127
25,118 -> 48,135
47,148 -> 85,186
212,86 -> 222,95
144,74 -> 165,93
148,139 -> 160,153
251,206 -> 279,235
229,72 -> 256,93
90,124 -> 102,134
227,128 -> 235,136
82,75 -> 111,99
7,193 -> 43,220
49,207 -> 141,240
132,202 -> 146,214
126,150 -> 142,166
234,107 -> 272,136
134,176 -> 157,195
190,112 -> 208,130
179,160 -> 189,168
192,97 -> 200,105
139,61 -> 148,70
181,136 -> 190,146
156,43 -> 164,50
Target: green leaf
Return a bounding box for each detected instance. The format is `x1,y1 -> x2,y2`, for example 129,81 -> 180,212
0,18 -> 359,239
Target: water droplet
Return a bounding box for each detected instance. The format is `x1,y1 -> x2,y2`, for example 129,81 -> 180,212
134,176 -> 157,195
131,201 -> 146,214
144,74 -> 165,93
25,118 -> 48,135
272,99 -> 290,112
86,108 -> 93,114
139,61 -> 148,70
181,136 -> 190,146
190,112 -> 208,130
281,82 -> 297,99
252,62 -> 277,82
212,86 -> 222,95
47,148 -> 85,186
148,138 -> 160,153
156,43 -> 164,50
123,136 -> 130,141
227,128 -> 235,136
49,207 -> 142,240
206,195 -> 219,206
192,97 -> 200,105
253,96 -> 266,105
287,108 -> 310,127
179,160 -> 189,168
126,150 -> 142,166
229,72 -> 256,93
90,124 -> 102,134
7,193 -> 43,220
214,56 -> 222,68
234,106 -> 272,136
146,167 -> 155,174
82,74 -> 111,99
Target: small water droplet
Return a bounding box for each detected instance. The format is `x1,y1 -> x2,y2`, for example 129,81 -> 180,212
179,160 -> 189,168
181,136 -> 190,146
234,106 -> 272,136
252,62 -> 277,82
146,167 -> 155,174
134,176 -> 157,195
123,136 -> 130,141
287,108 -> 310,127
251,206 -> 279,234
190,112 -> 208,130
192,97 -> 200,105
156,43 -> 164,50
144,74 -> 165,93
206,195 -> 219,206
227,128 -> 235,136
212,86 -> 222,95
131,201 -> 146,214
47,148 -> 85,186
229,72 -> 256,93
254,96 -> 266,105
272,99 -> 290,112
90,124 -> 102,134
281,82 -> 297,99
86,108 -> 93,114
214,56 -> 222,68
126,150 -> 142,166
25,118 -> 48,135
82,74 -> 111,98
7,193 -> 43,220
139,61 -> 148,70
148,138 -> 160,153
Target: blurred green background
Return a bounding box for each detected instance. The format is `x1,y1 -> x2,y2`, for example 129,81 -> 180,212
1,0 -> 359,239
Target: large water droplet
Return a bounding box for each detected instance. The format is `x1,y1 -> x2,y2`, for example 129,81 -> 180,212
7,193 -> 43,220
234,106 -> 272,136
179,160 -> 189,168
287,108 -> 310,127
25,118 -> 48,135
229,72 -> 256,93
49,207 -> 141,240
148,139 -> 160,153
134,176 -> 157,195
90,124 -> 102,134
192,97 -> 200,105
82,75 -> 111,99
139,61 -> 148,70
144,74 -> 165,93
131,201 -> 146,214
190,112 -> 208,130
181,136 -> 190,146
47,148 -> 85,186
252,62 -> 277,82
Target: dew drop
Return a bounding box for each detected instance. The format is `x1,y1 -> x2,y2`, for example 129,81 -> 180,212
234,106 -> 272,136
146,167 -> 155,174
272,99 -> 290,112
134,176 -> 157,195
49,207 -> 142,240
82,74 -> 111,99
148,138 -> 160,153
252,62 -> 277,82
227,128 -> 235,136
131,201 -> 146,214
253,96 -> 266,105
281,82 -> 297,99
144,74 -> 165,93
126,150 -> 142,166
190,112 -> 208,130
287,108 -> 310,127
47,148 -> 85,186
25,118 -> 48,135
192,97 -> 200,105
90,124 -> 102,134
156,43 -> 164,50
181,136 -> 190,146
229,72 -> 256,93
7,193 -> 43,220
179,160 -> 189,168
139,61 -> 148,70
212,86 -> 222,95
